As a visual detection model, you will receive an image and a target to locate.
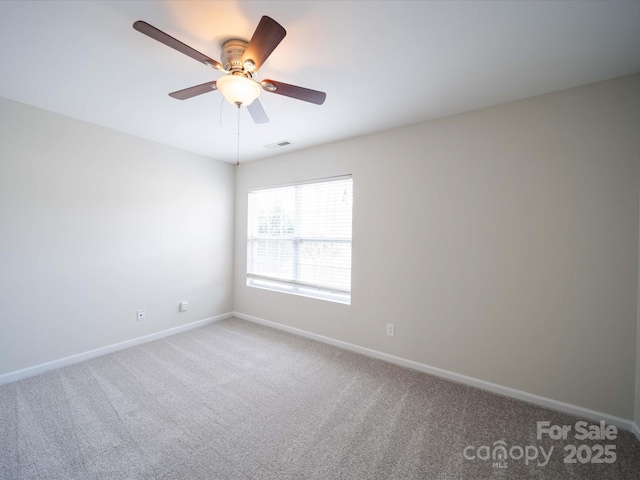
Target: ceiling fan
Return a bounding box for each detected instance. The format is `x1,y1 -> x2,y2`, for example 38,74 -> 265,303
133,16 -> 326,124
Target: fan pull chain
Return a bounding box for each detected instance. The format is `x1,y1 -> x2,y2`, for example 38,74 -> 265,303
236,105 -> 240,167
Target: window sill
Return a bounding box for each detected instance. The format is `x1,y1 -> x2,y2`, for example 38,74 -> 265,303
246,277 -> 351,305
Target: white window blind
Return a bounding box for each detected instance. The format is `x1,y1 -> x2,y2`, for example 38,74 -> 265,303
247,175 -> 353,304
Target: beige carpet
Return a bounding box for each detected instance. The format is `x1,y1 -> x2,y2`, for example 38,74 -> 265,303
1,317 -> 639,479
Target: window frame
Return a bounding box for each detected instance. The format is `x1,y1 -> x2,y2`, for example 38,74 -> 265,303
246,175 -> 353,305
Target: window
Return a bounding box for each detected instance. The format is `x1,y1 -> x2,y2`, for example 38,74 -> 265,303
247,176 -> 353,304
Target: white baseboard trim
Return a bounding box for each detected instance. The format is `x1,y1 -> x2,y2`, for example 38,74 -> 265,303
0,312 -> 233,386
234,311 -> 640,441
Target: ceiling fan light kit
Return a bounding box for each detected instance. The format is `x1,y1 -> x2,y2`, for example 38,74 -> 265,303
133,16 -> 326,123
216,74 -> 261,107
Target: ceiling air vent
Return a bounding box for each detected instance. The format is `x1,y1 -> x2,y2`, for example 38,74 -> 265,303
264,140 -> 293,150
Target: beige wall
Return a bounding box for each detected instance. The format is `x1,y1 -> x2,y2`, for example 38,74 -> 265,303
235,74 -> 640,420
0,97 -> 235,375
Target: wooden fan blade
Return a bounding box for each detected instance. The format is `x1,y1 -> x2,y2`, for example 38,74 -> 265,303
133,21 -> 223,70
246,99 -> 269,124
169,81 -> 217,100
261,79 -> 326,105
242,16 -> 286,71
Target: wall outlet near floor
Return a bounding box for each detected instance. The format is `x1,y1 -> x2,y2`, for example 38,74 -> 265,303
137,309 -> 145,321
386,323 -> 395,336
179,301 -> 189,312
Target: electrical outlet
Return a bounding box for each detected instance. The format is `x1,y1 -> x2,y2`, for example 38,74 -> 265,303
179,301 -> 189,312
137,309 -> 145,321
386,323 -> 395,336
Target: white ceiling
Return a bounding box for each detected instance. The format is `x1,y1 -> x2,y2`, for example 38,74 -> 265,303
1,1 -> 639,164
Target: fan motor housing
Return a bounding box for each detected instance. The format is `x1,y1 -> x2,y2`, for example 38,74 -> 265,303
221,39 -> 249,74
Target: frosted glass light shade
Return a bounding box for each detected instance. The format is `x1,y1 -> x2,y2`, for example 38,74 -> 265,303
216,75 -> 261,106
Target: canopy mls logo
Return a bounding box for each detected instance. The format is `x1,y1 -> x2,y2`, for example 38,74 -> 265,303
463,420 -> 617,470
463,441 -> 553,469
